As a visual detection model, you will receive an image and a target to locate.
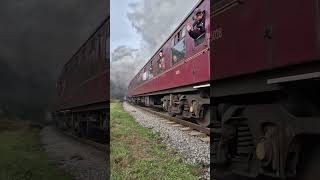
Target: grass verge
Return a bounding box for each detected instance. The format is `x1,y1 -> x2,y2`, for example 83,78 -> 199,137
110,102 -> 203,180
0,120 -> 73,180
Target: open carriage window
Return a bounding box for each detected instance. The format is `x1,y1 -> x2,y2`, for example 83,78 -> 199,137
157,50 -> 165,74
195,33 -> 205,46
187,8 -> 206,46
147,61 -> 153,80
142,67 -> 147,81
171,28 -> 186,65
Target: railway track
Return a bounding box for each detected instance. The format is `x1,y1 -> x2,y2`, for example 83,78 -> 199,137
55,126 -> 107,152
131,104 -> 210,143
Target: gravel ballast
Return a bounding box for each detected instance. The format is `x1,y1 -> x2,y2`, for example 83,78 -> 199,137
40,126 -> 108,180
123,102 -> 210,179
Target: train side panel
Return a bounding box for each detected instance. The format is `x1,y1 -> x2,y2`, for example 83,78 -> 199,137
56,21 -> 108,111
57,72 -> 108,110
271,0 -> 320,68
129,0 -> 210,96
211,1 -> 320,179
54,19 -> 109,143
212,0 -> 320,81
212,0 -> 270,80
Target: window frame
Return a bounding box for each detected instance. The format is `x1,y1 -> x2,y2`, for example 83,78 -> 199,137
147,61 -> 154,80
192,11 -> 206,47
154,48 -> 166,74
171,27 -> 186,66
157,57 -> 165,74
194,33 -> 206,46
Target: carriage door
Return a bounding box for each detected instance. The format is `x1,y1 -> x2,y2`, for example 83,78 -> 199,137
212,0 -> 271,79
270,0 -> 319,68
191,0 -> 210,83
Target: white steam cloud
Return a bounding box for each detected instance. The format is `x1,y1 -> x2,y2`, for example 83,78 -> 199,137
111,0 -> 198,98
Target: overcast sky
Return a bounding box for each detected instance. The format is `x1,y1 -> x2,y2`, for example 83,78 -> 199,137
0,0 -> 108,119
110,0 -> 140,52
110,0 -> 199,97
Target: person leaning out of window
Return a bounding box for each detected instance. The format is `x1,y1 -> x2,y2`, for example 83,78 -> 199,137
186,8 -> 205,40
158,50 -> 165,72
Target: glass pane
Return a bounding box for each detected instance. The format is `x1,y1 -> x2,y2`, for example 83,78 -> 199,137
181,27 -> 186,38
171,38 -> 175,47
157,57 -> 165,74
171,38 -> 186,65
195,33 -> 205,46
142,72 -> 147,81
148,64 -> 153,79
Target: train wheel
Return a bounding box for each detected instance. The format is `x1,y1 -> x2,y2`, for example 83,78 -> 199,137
196,108 -> 210,127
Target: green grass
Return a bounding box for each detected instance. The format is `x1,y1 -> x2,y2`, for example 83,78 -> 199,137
0,120 -> 73,180
110,102 -> 203,180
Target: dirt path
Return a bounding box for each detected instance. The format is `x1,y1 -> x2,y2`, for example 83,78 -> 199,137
40,126 -> 108,180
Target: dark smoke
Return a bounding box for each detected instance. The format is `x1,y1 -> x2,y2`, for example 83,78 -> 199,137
0,0 -> 108,121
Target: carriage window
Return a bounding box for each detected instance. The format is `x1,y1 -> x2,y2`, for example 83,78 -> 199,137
171,29 -> 186,65
176,27 -> 186,42
147,62 -> 153,80
195,33 -> 205,46
181,26 -> 186,38
157,58 -> 165,73
188,9 -> 206,46
142,68 -> 147,81
171,38 -> 175,47
177,31 -> 181,42
157,50 -> 165,74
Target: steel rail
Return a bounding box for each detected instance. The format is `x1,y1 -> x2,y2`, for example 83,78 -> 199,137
133,105 -> 210,135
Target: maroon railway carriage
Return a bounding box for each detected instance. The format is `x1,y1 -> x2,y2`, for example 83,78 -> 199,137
212,0 -> 320,179
53,18 -> 109,143
128,0 -> 320,178
127,0 -> 211,126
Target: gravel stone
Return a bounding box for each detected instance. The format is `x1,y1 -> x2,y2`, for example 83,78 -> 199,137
40,126 -> 108,180
123,102 -> 210,179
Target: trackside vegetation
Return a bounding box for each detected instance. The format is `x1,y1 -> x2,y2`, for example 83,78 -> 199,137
110,102 -> 203,179
0,120 -> 73,180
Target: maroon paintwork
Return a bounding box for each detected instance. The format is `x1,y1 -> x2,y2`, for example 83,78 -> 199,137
128,0 -> 210,97
54,20 -> 109,111
210,1 -> 320,178
56,71 -> 108,110
212,0 -> 320,80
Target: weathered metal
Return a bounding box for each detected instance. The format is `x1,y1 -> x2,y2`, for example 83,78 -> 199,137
53,18 -> 109,143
